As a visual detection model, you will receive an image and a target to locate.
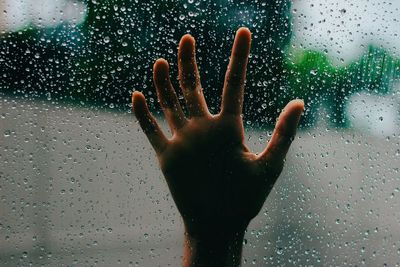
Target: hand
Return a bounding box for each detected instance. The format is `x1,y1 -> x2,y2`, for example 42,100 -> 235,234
132,27 -> 304,266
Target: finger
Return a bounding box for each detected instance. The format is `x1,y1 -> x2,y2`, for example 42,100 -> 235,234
153,59 -> 187,132
132,91 -> 169,154
221,27 -> 252,116
257,100 -> 304,165
178,34 -> 209,117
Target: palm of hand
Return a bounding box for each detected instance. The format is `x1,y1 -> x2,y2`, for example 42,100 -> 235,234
132,28 -> 304,234
160,115 -> 272,231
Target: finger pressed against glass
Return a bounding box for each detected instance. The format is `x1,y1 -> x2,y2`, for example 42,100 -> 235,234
221,27 -> 252,116
153,59 -> 187,131
178,34 -> 209,117
132,91 -> 168,155
257,100 -> 304,165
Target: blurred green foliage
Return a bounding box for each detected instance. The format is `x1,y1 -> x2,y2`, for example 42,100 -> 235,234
285,46 -> 400,126
0,0 -> 399,127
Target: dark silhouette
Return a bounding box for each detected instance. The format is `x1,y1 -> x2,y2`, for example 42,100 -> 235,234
133,28 -> 304,266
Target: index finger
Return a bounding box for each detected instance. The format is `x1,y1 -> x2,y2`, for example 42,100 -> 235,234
221,27 -> 251,116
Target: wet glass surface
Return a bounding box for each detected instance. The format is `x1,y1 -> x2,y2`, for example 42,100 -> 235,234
1,0 -> 399,265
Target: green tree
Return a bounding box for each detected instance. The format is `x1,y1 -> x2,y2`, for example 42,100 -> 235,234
76,0 -> 293,125
285,46 -> 399,127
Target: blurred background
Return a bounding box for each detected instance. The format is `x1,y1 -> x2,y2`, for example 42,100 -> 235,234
0,0 -> 399,266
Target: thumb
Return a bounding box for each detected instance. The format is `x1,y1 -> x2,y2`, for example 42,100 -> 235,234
258,99 -> 304,166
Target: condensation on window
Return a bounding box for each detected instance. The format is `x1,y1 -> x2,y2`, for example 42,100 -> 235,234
0,0 -> 399,266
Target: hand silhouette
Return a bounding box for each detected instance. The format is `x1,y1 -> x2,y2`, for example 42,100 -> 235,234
132,27 -> 304,266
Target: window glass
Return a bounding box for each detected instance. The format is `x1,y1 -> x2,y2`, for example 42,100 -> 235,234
1,0 -> 399,265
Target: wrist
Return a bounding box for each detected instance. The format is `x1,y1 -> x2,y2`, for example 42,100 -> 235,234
183,220 -> 248,267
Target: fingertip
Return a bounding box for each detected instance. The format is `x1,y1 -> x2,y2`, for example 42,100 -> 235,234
231,27 -> 251,58
286,99 -> 305,114
132,90 -> 144,103
153,58 -> 170,85
132,91 -> 147,115
154,58 -> 169,72
132,90 -> 144,101
179,34 -> 196,59
236,27 -> 251,41
156,58 -> 168,64
180,34 -> 195,47
237,27 -> 250,33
